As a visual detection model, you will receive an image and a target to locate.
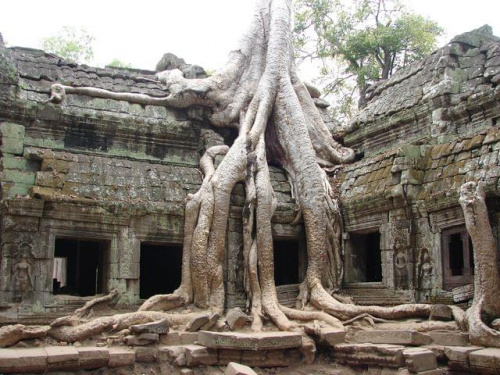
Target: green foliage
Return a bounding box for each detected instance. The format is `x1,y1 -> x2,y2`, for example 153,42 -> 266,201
41,26 -> 95,64
107,58 -> 132,69
294,0 -> 442,123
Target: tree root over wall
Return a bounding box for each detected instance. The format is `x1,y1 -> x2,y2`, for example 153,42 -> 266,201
4,0 -> 498,351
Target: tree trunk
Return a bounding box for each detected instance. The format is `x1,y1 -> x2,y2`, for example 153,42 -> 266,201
32,0 -> 468,344
459,181 -> 500,347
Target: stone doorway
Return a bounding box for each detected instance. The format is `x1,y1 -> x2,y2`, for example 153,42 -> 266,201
139,243 -> 183,299
345,232 -> 382,283
273,239 -> 302,286
53,238 -> 109,297
442,226 -> 474,291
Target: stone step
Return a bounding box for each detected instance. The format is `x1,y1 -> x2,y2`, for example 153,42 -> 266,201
198,331 -> 302,350
332,343 -> 438,372
344,287 -> 412,306
352,329 -> 470,347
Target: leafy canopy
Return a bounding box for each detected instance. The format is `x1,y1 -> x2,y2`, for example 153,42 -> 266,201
41,26 -> 95,64
294,0 -> 442,122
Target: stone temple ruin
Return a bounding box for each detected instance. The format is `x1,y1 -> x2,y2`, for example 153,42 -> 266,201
0,20 -> 499,375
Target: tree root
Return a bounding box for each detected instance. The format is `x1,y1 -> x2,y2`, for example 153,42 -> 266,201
0,324 -> 50,348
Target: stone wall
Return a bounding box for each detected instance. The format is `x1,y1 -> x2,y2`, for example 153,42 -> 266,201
0,43 -> 303,313
339,26 -> 500,303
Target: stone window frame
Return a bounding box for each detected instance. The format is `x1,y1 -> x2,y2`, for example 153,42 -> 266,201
48,228 -> 116,297
429,206 -> 468,293
343,226 -> 387,287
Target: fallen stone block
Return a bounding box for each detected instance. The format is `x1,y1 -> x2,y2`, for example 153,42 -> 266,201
187,314 -> 211,332
225,308 -> 249,330
45,346 -> 80,371
353,330 -> 431,346
124,332 -> 159,346
403,348 -> 437,373
108,347 -> 135,368
304,325 -> 346,346
184,344 -> 217,366
77,346 -> 109,369
180,369 -> 194,375
332,343 -> 405,368
225,361 -> 258,375
0,348 -> 47,373
199,331 -> 302,350
429,304 -> 453,321
469,348 -> 500,374
201,312 -> 221,331
131,318 -> 169,335
428,331 -> 469,346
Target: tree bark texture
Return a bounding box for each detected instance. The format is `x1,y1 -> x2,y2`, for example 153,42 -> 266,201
459,181 -> 500,347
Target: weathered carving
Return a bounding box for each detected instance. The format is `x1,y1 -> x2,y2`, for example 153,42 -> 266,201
13,254 -> 33,303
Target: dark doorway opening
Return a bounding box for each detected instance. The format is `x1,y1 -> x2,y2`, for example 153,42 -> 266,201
348,232 -> 382,282
140,244 -> 182,299
273,240 -> 300,286
442,226 -> 474,290
53,239 -> 108,296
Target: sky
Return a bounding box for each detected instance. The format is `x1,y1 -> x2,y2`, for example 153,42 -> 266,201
1,0 -> 500,76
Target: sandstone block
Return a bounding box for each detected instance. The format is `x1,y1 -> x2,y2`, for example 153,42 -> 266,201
160,330 -> 181,345
353,330 -> 431,346
184,344 -> 217,366
218,349 -> 242,365
201,312 -> 220,331
304,325 -> 346,345
199,331 -> 302,350
135,346 -> 158,363
0,348 -> 47,373
240,349 -> 267,366
403,348 -> 437,373
124,332 -> 159,346
333,343 -> 405,368
429,304 -> 453,321
428,331 -> 469,346
45,346 -> 80,370
180,369 -> 194,375
225,308 -> 249,330
225,361 -> 258,375
131,318 -> 169,335
469,348 -> 500,374
263,349 -> 291,367
77,347 -> 109,369
108,347 -> 135,367
187,314 -> 210,332
158,345 -> 187,366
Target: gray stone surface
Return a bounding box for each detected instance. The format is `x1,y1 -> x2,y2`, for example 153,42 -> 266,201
402,348 -> 437,373
353,330 -> 431,346
198,331 -> 302,350
225,361 -> 258,375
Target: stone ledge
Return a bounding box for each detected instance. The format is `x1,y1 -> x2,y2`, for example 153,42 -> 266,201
198,331 -> 302,350
332,343 -> 406,368
353,330 -> 431,346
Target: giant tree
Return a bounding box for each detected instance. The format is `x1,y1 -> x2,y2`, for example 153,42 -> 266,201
1,0 -> 472,347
